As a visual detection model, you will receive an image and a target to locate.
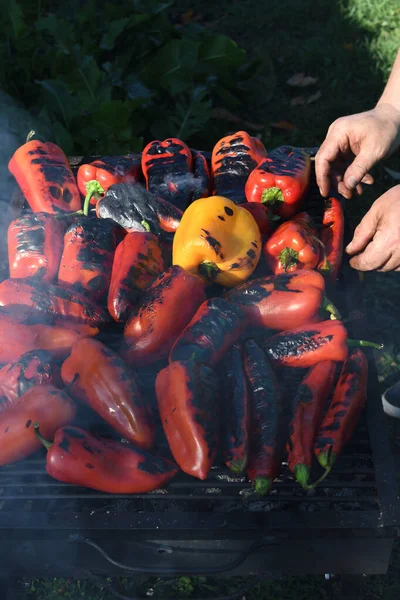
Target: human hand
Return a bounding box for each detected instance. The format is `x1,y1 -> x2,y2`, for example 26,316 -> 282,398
315,103 -> 400,199
346,185 -> 400,271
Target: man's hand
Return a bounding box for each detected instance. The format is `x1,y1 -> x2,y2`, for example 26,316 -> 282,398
315,103 -> 400,199
346,185 -> 400,271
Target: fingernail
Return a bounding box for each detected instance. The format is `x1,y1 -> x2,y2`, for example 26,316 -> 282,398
346,243 -> 353,253
346,176 -> 357,189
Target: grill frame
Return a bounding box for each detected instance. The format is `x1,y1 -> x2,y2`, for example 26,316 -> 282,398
0,154 -> 398,585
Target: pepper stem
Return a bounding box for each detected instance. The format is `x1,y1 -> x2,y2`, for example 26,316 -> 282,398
34,423 -> 52,451
321,295 -> 341,320
279,247 -> 299,271
198,260 -> 220,282
26,130 -> 37,143
228,457 -> 247,475
63,372 -> 79,392
318,256 -> 333,274
294,464 -> 310,490
83,180 -> 104,216
347,339 -> 383,350
253,476 -> 273,496
304,466 -> 332,490
261,187 -> 284,205
141,220 -> 151,232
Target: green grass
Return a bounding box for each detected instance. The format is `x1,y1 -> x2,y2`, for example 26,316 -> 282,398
24,0 -> 400,598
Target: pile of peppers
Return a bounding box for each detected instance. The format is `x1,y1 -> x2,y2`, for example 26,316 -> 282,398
0,129 -> 379,496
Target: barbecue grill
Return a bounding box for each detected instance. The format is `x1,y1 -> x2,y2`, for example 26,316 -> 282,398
0,155 -> 398,600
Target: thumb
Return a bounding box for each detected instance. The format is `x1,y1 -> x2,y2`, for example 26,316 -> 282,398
343,150 -> 377,190
346,207 -> 379,255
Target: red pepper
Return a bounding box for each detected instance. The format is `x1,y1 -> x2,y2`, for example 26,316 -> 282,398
317,197 -> 344,283
8,137 -> 81,214
108,232 -> 164,322
58,217 -> 120,303
0,384 -> 76,466
36,426 -> 178,493
123,266 -> 206,366
263,320 -> 381,368
169,298 -> 247,367
8,213 -> 65,283
0,313 -> 41,363
77,155 -> 142,205
29,321 -> 99,359
0,279 -> 110,324
264,212 -> 321,274
226,270 -> 340,331
142,138 -> 193,211
287,361 -> 337,489
244,340 -> 285,495
315,349 -> 368,471
61,338 -> 154,450
0,350 -> 60,412
211,131 -> 267,204
223,345 -> 249,474
156,360 -> 219,480
245,146 -> 310,219
238,202 -> 273,235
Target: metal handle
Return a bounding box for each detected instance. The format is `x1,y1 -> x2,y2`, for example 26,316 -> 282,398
69,533 -> 277,576
85,571 -> 262,600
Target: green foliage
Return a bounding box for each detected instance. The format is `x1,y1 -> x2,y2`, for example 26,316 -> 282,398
0,0 -> 266,154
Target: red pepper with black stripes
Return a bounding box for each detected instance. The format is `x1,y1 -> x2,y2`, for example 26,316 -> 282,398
245,146 -> 310,219
0,384 -> 76,466
223,345 -> 249,474
8,135 -> 81,214
123,266 -> 206,366
61,338 -> 154,450
58,217 -> 120,302
190,150 -> 211,201
263,320 -> 381,368
0,350 -> 60,412
35,425 -> 178,494
211,131 -> 267,204
287,361 -> 337,489
314,349 -> 368,471
0,279 -> 110,324
142,138 -> 193,211
169,298 -> 247,367
226,270 -> 340,331
156,360 -> 219,480
77,155 -> 142,206
317,197 -> 344,282
108,232 -> 164,322
244,340 -> 286,495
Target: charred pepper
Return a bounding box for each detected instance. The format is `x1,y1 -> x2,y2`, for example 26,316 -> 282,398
77,155 -> 142,205
317,197 -> 344,282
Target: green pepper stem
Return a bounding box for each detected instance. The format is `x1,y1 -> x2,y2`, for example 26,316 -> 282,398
253,476 -> 273,496
83,180 -> 104,216
229,457 -> 247,475
141,220 -> 151,232
279,247 -> 299,271
294,464 -> 310,490
26,130 -> 37,143
198,260 -> 220,282
34,423 -> 52,451
321,295 -> 341,320
347,339 -> 383,350
304,466 -> 332,491
261,187 -> 284,205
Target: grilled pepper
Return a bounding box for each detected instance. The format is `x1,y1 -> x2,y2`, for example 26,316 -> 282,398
36,426 -> 178,494
29,321 -> 99,359
170,298 -> 247,366
142,138 -> 193,210
58,217 -> 119,302
0,279 -> 110,324
244,340 -> 285,495
211,131 -> 267,204
61,338 -> 154,449
315,349 -> 368,470
108,232 -> 164,322
123,266 -> 206,366
96,183 -> 182,237
156,360 -> 219,480
226,270 -> 340,331
191,150 -> 211,201
0,384 -> 76,466
264,320 -> 382,368
77,155 -> 141,205
0,350 -> 60,411
8,213 -> 65,282
8,136 -> 81,214
238,203 -> 273,235
287,361 -> 337,489
223,345 -> 249,474
172,196 -> 261,288
264,212 -> 321,274
317,197 -> 344,282
0,313 -> 41,363
245,146 -> 310,219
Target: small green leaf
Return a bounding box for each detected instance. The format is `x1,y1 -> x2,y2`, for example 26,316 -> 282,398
100,17 -> 131,50
199,34 -> 246,69
36,79 -> 74,127
142,39 -> 199,96
52,121 -> 74,155
36,15 -> 75,54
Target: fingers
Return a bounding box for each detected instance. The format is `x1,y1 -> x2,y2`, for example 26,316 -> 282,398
346,206 -> 380,255
349,239 -> 392,271
315,138 -> 341,197
343,150 -> 378,191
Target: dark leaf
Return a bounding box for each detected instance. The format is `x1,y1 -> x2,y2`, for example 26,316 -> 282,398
92,100 -> 131,131
199,34 -> 246,69
167,87 -> 212,140
7,0 -> 25,39
36,79 -> 74,127
142,39 -> 199,96
52,121 -> 75,155
36,15 -> 75,54
100,15 -> 150,50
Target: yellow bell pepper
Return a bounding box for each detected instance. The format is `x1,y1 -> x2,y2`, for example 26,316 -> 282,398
172,196 -> 261,288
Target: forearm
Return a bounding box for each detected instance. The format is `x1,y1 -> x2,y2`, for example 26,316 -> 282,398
376,48 -> 400,112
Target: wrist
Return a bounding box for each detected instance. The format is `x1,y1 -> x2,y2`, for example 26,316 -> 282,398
374,102 -> 400,149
